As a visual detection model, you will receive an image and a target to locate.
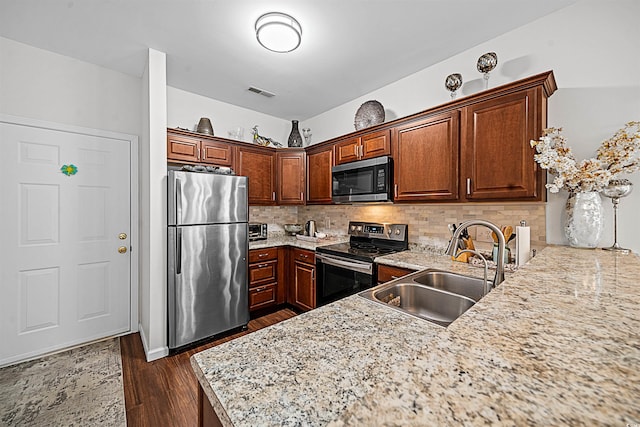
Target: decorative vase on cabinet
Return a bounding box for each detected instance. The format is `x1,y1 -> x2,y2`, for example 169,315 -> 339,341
564,191 -> 604,248
288,120 -> 303,147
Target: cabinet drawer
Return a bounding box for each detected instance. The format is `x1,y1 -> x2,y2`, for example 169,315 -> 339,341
377,264 -> 415,283
249,247 -> 278,263
292,248 -> 315,264
249,283 -> 277,311
249,260 -> 277,286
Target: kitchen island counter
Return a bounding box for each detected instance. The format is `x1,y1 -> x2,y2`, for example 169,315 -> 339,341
192,246 -> 640,425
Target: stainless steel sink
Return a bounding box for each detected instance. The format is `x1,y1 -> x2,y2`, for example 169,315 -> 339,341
411,269 -> 485,302
359,268 -> 486,326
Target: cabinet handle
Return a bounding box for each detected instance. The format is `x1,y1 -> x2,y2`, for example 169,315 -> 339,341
257,263 -> 268,268
300,254 -> 308,259
391,275 -> 399,279
466,178 -> 471,195
258,253 -> 268,258
394,184 -> 398,198
272,191 -> 276,201
300,192 -> 304,201
359,145 -> 363,158
255,287 -> 264,292
197,147 -> 201,160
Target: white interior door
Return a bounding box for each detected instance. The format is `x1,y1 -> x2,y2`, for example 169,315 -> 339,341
0,122 -> 131,366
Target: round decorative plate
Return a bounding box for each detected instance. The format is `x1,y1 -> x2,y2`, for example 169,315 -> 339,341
354,100 -> 385,130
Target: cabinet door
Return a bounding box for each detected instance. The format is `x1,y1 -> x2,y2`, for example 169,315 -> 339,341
236,146 -> 276,205
292,260 -> 316,311
334,137 -> 361,165
201,140 -> 233,166
461,88 -> 540,201
306,146 -> 334,204
276,150 -> 306,205
377,264 -> 415,284
362,129 -> 391,160
167,134 -> 201,163
392,111 -> 459,202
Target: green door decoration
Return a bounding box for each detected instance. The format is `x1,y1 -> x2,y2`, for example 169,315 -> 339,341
61,164 -> 78,176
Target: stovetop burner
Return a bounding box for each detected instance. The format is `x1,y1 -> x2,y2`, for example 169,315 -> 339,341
316,221 -> 408,262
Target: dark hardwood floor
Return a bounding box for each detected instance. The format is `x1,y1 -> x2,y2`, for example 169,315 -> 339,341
120,307 -> 298,427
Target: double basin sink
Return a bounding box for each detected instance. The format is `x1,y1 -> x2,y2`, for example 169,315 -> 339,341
359,269 -> 486,327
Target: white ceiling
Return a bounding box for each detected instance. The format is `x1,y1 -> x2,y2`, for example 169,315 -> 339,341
0,0 -> 576,121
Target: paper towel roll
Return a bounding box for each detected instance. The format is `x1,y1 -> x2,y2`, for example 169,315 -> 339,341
516,221 -> 531,266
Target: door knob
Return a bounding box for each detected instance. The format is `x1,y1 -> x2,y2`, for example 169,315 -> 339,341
119,233 -> 127,240
118,246 -> 127,254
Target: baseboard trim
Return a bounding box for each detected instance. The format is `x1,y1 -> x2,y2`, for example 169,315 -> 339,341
138,323 -> 169,362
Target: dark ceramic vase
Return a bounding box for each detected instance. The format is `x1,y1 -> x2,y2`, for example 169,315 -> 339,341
288,120 -> 303,147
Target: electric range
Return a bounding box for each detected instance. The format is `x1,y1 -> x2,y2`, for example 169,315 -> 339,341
315,221 -> 408,306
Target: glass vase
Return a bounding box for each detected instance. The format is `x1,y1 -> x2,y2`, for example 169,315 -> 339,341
564,191 -> 604,248
287,120 -> 303,147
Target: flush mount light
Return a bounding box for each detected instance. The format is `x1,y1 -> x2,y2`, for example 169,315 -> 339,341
255,12 -> 302,53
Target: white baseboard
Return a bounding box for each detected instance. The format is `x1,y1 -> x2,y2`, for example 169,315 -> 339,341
138,323 -> 169,362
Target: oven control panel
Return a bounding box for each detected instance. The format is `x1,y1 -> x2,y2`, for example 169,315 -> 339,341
348,221 -> 407,242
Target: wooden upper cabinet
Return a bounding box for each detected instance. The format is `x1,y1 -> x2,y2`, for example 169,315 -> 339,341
167,133 -> 201,163
236,145 -> 276,205
392,111 -> 460,202
361,129 -> 391,159
335,130 -> 391,165
306,145 -> 334,204
167,130 -> 233,166
335,137 -> 361,165
276,149 -> 306,205
201,140 -> 233,166
461,88 -> 541,201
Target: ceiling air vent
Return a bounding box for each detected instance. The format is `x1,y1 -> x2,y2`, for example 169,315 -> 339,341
248,86 -> 275,98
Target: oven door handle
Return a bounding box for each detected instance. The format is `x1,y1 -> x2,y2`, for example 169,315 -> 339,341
316,253 -> 372,275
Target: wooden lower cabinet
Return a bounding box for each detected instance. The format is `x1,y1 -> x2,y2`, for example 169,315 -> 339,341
248,247 -> 286,311
288,248 -> 316,311
199,384 -> 223,427
377,264 -> 416,284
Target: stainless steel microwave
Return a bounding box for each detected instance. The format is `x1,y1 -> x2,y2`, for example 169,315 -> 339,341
332,156 -> 393,203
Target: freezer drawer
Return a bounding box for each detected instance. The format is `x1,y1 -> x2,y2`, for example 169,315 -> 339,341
168,223 -> 249,349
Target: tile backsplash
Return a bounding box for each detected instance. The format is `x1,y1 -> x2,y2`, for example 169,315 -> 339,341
250,203 -> 546,252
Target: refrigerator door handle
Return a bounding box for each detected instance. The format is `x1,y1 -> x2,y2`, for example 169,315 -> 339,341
175,177 -> 182,224
176,228 -> 182,274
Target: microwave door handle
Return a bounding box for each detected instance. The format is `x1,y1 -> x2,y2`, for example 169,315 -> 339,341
316,254 -> 372,274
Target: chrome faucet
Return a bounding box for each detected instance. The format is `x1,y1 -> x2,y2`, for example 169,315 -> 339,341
445,219 -> 505,289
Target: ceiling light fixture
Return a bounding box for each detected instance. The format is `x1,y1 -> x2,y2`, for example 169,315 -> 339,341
255,12 -> 302,53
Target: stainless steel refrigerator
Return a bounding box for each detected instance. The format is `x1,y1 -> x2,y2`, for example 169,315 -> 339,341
167,170 -> 250,350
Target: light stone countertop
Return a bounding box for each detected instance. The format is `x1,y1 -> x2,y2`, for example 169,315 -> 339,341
249,234 -> 348,251
192,246 -> 640,426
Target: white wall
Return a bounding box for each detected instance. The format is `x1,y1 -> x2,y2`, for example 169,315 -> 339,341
0,37 -> 140,136
167,87 -> 291,145
138,49 -> 168,361
303,0 -> 640,253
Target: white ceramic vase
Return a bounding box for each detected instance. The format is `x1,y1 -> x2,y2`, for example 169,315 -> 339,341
564,191 -> 604,248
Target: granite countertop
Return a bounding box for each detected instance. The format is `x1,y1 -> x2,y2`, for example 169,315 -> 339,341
192,246 -> 640,426
249,234 -> 348,251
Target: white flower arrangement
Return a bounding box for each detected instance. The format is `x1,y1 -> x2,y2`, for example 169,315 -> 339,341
530,121 -> 640,193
